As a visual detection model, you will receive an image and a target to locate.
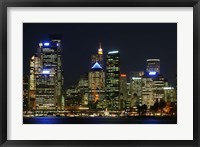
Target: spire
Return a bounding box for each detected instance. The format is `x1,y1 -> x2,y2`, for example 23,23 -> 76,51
98,42 -> 103,55
99,42 -> 101,49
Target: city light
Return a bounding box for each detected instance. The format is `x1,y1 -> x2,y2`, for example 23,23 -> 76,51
147,59 -> 160,62
42,69 -> 50,74
132,77 -> 142,80
108,51 -> 119,54
149,71 -> 157,75
44,42 -> 50,46
39,43 -> 43,47
91,62 -> 102,69
121,74 -> 126,77
98,48 -> 103,55
163,87 -> 174,90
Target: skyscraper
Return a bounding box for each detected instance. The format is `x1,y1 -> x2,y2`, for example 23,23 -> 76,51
146,59 -> 160,74
29,34 -> 64,110
106,51 -> 120,110
119,74 -> 127,110
88,43 -> 106,109
28,55 -> 40,110
130,71 -> 144,108
88,62 -> 105,109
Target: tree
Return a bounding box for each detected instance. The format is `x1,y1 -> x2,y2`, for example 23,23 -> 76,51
158,99 -> 166,116
137,104 -> 147,116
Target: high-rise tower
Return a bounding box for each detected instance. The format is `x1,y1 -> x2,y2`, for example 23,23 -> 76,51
106,50 -> 120,110
30,34 -> 64,110
88,43 -> 106,109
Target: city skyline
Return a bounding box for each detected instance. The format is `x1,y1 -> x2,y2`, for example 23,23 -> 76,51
23,23 -> 177,88
23,23 -> 177,122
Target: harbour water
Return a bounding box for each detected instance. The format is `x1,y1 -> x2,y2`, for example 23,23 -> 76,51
23,116 -> 177,124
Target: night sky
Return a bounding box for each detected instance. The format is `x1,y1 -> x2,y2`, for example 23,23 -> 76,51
23,23 -> 177,88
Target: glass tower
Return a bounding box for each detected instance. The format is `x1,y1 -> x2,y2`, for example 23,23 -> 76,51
106,51 -> 120,110
31,34 -> 64,110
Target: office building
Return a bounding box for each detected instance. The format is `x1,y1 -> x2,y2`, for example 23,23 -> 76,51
88,62 -> 105,109
106,51 -> 120,110
119,74 -> 127,110
29,34 -> 64,110
130,71 -> 144,108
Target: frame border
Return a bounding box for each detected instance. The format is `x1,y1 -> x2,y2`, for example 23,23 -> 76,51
0,0 -> 199,147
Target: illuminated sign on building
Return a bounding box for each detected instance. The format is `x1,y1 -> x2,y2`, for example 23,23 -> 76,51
44,42 -> 50,46
132,77 -> 142,80
121,74 -> 126,77
149,71 -> 157,75
42,69 -> 51,74
91,62 -> 102,69
163,87 -> 174,90
108,51 -> 119,54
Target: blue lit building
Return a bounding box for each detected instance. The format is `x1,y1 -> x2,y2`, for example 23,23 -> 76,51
142,59 -> 166,109
88,62 -> 105,109
31,34 -> 64,110
146,59 -> 160,75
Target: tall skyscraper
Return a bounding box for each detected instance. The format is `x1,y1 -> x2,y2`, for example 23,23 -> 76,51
77,74 -> 89,106
146,59 -> 160,74
142,76 -> 154,109
88,43 -> 106,109
29,34 -> 64,110
88,62 -> 105,109
130,71 -> 144,108
119,74 -> 127,110
106,50 -> 120,110
28,55 -> 40,110
142,59 -> 166,109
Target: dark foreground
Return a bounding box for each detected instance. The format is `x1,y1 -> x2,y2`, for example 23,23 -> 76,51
23,116 -> 177,124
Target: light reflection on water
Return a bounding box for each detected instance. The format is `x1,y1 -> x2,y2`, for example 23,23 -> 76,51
23,117 -> 177,124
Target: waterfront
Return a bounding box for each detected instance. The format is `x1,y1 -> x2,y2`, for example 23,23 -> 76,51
23,116 -> 177,124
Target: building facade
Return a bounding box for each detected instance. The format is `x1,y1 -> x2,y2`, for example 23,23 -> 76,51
29,34 -> 64,110
106,51 -> 120,110
146,59 -> 160,74
119,74 -> 127,110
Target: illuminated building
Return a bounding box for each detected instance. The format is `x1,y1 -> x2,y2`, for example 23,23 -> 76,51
65,86 -> 82,109
28,55 -> 40,110
88,62 -> 105,109
153,76 -> 165,101
125,82 -> 132,111
163,87 -> 176,102
106,50 -> 120,110
30,34 -> 64,110
91,43 -> 104,68
142,76 -> 154,109
146,59 -> 160,74
77,74 -> 89,106
142,69 -> 165,109
130,71 -> 144,108
119,74 -> 127,110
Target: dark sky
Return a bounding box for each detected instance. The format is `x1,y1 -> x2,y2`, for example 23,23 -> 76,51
23,23 -> 177,88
